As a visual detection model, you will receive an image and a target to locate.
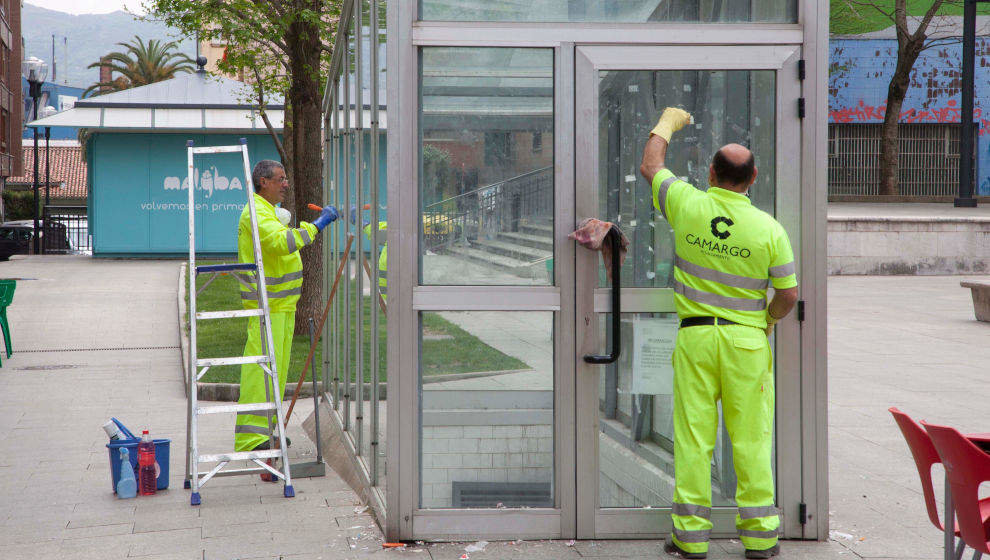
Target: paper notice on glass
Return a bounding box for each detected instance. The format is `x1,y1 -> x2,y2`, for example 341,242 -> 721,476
631,317 -> 679,395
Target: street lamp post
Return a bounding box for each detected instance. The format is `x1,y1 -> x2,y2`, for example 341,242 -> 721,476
45,127 -> 51,208
23,57 -> 48,254
957,0 -> 990,208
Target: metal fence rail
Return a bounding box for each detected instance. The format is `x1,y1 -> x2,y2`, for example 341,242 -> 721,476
42,205 -> 90,254
828,123 -> 974,197
422,165 -> 553,252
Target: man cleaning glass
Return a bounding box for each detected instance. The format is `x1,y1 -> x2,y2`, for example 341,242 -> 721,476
639,108 -> 798,560
234,159 -> 339,457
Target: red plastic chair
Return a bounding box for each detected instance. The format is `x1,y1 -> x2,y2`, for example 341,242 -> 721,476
890,407 -> 958,533
923,421 -> 990,557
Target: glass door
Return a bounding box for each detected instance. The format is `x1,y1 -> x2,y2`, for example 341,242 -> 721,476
573,45 -> 803,539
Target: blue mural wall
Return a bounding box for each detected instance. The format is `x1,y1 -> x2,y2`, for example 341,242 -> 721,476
830,38 -> 990,195
88,133 -> 281,256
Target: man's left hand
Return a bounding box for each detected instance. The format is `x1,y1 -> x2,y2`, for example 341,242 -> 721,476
764,309 -> 778,337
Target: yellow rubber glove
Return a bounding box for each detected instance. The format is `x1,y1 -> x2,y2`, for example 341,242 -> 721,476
764,309 -> 778,337
650,107 -> 692,142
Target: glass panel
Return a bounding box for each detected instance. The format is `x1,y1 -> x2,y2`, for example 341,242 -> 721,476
597,313 -> 775,508
421,0 -> 797,23
419,47 -> 554,286
419,311 -> 554,508
597,69 -> 776,287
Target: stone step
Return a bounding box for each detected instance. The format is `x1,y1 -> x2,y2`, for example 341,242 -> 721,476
518,221 -> 553,238
497,231 -> 553,252
471,238 -> 552,263
445,244 -> 547,279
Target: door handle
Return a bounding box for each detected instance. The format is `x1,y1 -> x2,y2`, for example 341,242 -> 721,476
584,227 -> 621,364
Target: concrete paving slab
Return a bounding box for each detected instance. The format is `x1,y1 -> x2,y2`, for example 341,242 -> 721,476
4,257 -> 986,559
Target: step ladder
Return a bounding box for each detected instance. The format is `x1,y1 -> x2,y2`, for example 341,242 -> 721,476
183,138 -> 294,505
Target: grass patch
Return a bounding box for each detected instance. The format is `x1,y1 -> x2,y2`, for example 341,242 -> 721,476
186,261 -> 527,384
830,0 -> 990,36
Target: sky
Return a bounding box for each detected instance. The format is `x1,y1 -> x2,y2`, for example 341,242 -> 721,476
26,0 -> 145,15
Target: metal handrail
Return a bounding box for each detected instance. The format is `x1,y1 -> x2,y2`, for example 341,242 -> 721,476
423,165 -> 553,212
421,165 -> 553,253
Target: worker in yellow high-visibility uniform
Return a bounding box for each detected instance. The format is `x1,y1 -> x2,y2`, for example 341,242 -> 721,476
640,108 -> 798,560
351,207 -> 387,302
234,159 -> 339,453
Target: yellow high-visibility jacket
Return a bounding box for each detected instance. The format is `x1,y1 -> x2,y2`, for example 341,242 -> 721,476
651,169 -> 797,328
238,195 -> 319,312
363,221 -> 387,298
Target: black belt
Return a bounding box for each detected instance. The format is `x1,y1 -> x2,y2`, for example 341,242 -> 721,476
680,316 -> 738,328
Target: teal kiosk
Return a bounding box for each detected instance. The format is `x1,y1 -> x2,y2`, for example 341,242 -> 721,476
28,62 -> 284,257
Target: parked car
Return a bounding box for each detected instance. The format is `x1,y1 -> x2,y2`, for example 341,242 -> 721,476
0,220 -> 71,260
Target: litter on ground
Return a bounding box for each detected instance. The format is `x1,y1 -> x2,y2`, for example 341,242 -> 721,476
464,541 -> 489,552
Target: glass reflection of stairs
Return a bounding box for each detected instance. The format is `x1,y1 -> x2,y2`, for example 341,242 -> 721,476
447,217 -> 553,279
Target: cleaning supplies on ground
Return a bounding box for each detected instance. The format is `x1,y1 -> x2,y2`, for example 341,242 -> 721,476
103,419 -> 125,441
104,418 -> 171,495
116,448 -> 137,498
138,430 -> 157,496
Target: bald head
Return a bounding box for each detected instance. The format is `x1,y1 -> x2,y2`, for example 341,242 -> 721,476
710,143 -> 757,192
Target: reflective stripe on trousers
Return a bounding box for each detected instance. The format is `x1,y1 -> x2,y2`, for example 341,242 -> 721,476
671,323 -> 778,554
234,311 -> 294,452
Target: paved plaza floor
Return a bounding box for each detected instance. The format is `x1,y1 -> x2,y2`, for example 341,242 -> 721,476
0,255 -> 986,559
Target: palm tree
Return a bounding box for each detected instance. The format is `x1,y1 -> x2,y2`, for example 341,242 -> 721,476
83,36 -> 196,97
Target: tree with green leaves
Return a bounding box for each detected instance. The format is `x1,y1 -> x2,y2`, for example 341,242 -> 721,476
833,1 -> 982,196
143,1 -> 340,333
83,36 -> 196,97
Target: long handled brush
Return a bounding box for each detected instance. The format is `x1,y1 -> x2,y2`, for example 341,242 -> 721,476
284,233 -> 354,424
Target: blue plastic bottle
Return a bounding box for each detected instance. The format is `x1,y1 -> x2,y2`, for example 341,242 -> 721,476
117,447 -> 137,499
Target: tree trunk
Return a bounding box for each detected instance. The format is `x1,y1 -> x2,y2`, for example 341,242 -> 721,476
878,43 -> 921,197
287,16 -> 326,335
878,92 -> 905,196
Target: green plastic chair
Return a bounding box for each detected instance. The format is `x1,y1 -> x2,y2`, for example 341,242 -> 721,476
0,279 -> 16,361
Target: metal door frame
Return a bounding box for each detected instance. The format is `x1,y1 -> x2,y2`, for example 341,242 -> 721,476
386,0 -> 828,542
572,44 -> 802,539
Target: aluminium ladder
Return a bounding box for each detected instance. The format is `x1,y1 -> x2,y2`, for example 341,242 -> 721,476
183,138 -> 294,505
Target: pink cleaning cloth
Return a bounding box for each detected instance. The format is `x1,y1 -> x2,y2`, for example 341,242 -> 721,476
568,218 -> 629,282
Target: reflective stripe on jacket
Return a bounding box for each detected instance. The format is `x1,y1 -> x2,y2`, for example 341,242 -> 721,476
238,194 -> 319,312
651,169 -> 797,328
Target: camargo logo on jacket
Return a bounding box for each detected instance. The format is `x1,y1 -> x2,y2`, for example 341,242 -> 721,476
710,216 -> 733,239
686,216 -> 752,258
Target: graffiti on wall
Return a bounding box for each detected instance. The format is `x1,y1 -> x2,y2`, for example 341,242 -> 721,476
829,40 -> 990,130
830,39 -> 990,194
828,99 -> 990,131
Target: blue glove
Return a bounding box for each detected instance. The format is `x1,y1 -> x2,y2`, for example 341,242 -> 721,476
349,205 -> 370,228
313,205 -> 339,231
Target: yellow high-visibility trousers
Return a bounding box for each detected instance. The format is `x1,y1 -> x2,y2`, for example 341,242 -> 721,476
670,323 -> 779,554
234,311 -> 295,452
